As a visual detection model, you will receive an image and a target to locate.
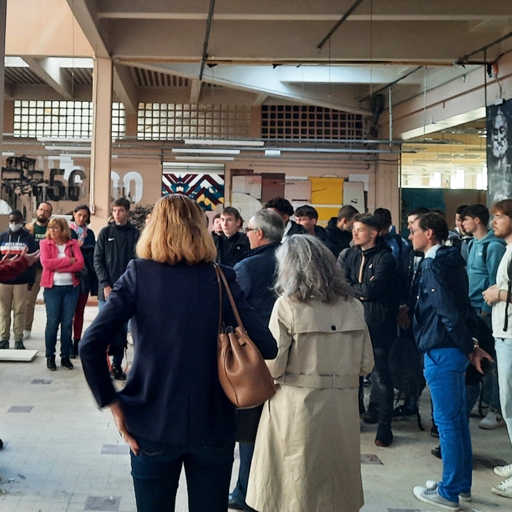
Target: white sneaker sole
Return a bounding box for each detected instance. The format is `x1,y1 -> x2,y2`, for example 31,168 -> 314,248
413,486 -> 460,511
494,467 -> 512,479
479,420 -> 505,430
491,486 -> 512,498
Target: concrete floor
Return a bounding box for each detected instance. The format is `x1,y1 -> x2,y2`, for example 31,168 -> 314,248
0,304 -> 511,512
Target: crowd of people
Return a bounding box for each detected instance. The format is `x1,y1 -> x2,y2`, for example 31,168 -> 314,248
2,193 -> 512,512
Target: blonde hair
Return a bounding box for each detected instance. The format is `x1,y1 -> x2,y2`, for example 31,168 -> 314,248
45,217 -> 72,241
136,194 -> 217,265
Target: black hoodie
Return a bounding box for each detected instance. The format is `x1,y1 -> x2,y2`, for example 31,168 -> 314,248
342,239 -> 399,347
325,217 -> 353,257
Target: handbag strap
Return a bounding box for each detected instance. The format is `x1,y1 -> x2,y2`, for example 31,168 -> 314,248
213,263 -> 246,333
214,263 -> 223,335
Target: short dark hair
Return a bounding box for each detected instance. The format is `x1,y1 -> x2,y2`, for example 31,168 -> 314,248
294,205 -> 318,220
9,210 -> 23,219
407,206 -> 430,217
73,204 -> 91,225
463,204 -> 489,226
456,204 -> 468,216
353,213 -> 381,232
113,197 -> 130,211
337,205 -> 359,222
265,197 -> 294,217
373,208 -> 392,229
222,206 -> 242,221
418,212 -> 449,243
491,199 -> 512,218
213,212 -> 221,220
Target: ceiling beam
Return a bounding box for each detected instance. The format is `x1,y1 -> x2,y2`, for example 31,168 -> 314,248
23,58 -> 73,100
190,79 -> 202,103
113,64 -> 138,113
252,93 -> 267,106
66,0 -> 110,59
137,62 -> 371,116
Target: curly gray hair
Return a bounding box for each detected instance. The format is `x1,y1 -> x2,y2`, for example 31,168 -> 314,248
274,235 -> 352,303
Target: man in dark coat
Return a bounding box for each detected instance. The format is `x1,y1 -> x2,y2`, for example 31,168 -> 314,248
94,197 -> 139,380
325,204 -> 359,257
341,214 -> 398,448
265,197 -> 305,238
229,208 -> 284,511
411,212 -> 491,510
214,207 -> 250,267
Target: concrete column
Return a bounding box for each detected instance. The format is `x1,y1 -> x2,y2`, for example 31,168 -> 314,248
0,0 -> 7,158
375,147 -> 400,225
125,113 -> 138,137
90,57 -> 113,234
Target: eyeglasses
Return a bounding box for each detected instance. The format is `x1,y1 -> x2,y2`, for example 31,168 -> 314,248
245,227 -> 257,234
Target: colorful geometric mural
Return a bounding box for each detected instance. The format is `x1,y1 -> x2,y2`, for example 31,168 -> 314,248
162,173 -> 224,211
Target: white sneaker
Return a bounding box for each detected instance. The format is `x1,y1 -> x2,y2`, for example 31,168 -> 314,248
23,330 -> 31,340
426,480 -> 471,502
413,485 -> 460,511
492,476 -> 512,498
479,410 -> 505,430
495,463 -> 512,479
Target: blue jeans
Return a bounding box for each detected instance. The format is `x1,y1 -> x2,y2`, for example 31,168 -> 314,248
44,285 -> 80,358
98,299 -> 124,367
425,348 -> 472,503
130,436 -> 235,512
231,442 -> 255,507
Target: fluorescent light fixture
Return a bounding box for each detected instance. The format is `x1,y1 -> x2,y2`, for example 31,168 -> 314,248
54,58 -> 94,69
44,146 -> 91,152
184,139 -> 264,147
172,148 -> 240,155
4,57 -> 29,68
2,152 -> 15,157
265,149 -> 281,157
175,156 -> 235,162
38,137 -> 91,144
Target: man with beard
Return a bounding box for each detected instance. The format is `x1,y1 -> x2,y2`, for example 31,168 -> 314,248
24,202 -> 52,340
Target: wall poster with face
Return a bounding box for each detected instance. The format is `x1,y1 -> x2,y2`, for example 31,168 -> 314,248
487,100 -> 512,204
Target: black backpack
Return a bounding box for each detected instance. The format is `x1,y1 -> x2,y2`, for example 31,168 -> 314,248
389,335 -> 426,399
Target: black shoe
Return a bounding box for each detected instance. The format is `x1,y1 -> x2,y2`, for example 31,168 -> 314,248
61,357 -> 74,370
47,356 -> 57,371
14,340 -> 25,350
0,438 -> 3,449
363,403 -> 379,424
228,495 -> 244,510
70,339 -> 79,359
430,423 -> 439,438
0,340 -> 9,349
393,405 -> 418,418
375,422 -> 393,447
431,445 -> 442,459
113,366 -> 126,381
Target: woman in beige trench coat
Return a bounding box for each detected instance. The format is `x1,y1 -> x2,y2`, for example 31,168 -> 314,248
246,235 -> 374,512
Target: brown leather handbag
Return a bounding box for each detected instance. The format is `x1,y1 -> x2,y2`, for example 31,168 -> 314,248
214,264 -> 276,408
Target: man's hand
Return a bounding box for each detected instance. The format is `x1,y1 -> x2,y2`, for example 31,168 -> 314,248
483,284 -> 500,305
104,286 -> 113,299
397,304 -> 410,329
21,247 -> 40,267
469,347 -> 494,374
110,402 -> 139,456
69,257 -> 76,264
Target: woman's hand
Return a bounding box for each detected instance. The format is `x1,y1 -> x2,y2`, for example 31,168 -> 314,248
69,257 -> 76,264
109,401 -> 140,456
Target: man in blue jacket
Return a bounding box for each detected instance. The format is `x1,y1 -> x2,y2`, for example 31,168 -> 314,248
463,204 -> 506,429
229,208 -> 284,511
411,212 -> 490,511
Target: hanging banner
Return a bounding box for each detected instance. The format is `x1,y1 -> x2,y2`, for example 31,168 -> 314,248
487,100 -> 512,203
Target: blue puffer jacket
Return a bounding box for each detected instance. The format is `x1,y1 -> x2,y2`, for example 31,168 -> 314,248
414,245 -> 475,355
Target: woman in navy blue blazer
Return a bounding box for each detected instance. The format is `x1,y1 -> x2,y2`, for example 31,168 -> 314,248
80,194 -> 277,512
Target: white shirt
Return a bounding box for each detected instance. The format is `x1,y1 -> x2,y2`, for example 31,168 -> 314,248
52,244 -> 73,287
424,243 -> 442,259
492,242 -> 512,339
